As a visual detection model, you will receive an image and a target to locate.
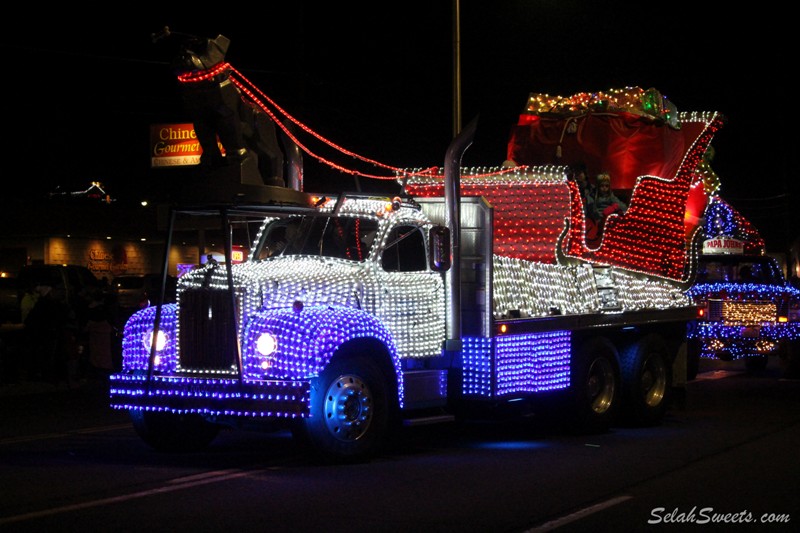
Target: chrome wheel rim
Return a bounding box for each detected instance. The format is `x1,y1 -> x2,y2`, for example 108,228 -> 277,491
323,373 -> 373,442
587,357 -> 616,414
641,354 -> 667,407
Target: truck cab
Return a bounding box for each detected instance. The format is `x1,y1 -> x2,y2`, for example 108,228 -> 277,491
686,236 -> 800,377
111,194 -> 458,459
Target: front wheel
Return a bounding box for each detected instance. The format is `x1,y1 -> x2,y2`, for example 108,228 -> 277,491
130,410 -> 220,452
303,356 -> 390,463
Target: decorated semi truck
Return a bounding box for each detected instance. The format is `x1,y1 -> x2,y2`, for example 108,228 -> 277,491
110,34 -> 725,461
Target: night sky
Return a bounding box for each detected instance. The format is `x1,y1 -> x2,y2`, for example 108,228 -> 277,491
5,3 -> 794,249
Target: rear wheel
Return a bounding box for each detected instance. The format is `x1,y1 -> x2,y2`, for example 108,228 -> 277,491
303,356 -> 389,463
130,410 -> 220,452
567,338 -> 620,434
621,334 -> 672,426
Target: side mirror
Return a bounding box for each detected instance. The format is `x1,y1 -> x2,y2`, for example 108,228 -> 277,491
428,226 -> 451,272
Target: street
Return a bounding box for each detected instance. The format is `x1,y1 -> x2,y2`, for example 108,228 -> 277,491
0,357 -> 798,532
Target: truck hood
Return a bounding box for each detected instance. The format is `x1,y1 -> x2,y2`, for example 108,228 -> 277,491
686,282 -> 800,303
232,256 -> 368,313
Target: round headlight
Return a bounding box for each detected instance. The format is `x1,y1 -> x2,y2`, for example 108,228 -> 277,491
256,332 -> 278,356
144,330 -> 168,352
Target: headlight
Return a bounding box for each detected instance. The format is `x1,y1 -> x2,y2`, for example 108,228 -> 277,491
143,329 -> 168,352
256,332 -> 278,357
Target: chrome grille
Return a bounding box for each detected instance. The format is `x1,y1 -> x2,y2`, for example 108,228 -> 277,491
708,299 -> 777,324
178,288 -> 239,370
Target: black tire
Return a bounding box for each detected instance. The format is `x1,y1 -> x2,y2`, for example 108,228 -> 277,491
303,355 -> 389,463
620,334 -> 672,426
130,410 -> 220,452
744,355 -> 768,373
566,338 -> 620,434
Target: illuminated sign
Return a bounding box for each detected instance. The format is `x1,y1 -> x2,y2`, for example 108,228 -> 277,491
150,124 -> 201,167
703,237 -> 744,255
150,124 -> 226,168
199,249 -> 247,264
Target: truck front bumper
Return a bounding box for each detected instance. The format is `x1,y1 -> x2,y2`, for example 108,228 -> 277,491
690,321 -> 800,359
109,373 -> 311,419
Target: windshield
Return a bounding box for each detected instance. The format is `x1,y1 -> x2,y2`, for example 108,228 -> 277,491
696,258 -> 783,285
255,215 -> 379,262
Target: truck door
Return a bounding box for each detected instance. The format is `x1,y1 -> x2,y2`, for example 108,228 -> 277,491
377,223 -> 445,359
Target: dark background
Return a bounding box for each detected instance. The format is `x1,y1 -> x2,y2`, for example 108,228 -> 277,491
4,2 -> 794,251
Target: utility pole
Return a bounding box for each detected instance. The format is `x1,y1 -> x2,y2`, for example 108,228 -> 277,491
452,0 -> 462,137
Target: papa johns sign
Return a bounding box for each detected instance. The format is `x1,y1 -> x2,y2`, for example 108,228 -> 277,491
703,237 -> 744,255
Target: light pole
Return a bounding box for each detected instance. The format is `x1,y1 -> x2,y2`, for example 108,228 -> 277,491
452,0 -> 462,137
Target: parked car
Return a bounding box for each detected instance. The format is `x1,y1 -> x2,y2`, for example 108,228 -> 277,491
113,273 -> 177,311
17,264 -> 104,312
113,275 -> 147,310
0,277 -> 20,323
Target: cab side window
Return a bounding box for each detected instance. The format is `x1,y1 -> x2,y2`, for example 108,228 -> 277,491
382,225 -> 427,272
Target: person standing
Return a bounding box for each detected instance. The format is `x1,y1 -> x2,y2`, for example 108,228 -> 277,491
23,284 -> 68,383
19,282 -> 39,324
84,290 -> 114,378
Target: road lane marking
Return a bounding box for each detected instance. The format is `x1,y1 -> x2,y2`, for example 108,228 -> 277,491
0,468 -> 256,525
524,495 -> 633,532
168,469 -> 243,483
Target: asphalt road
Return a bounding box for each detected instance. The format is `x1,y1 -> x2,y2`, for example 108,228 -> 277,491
0,357 -> 798,532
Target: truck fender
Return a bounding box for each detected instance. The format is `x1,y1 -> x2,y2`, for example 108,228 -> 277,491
120,303 -> 178,372
241,305 -> 403,402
